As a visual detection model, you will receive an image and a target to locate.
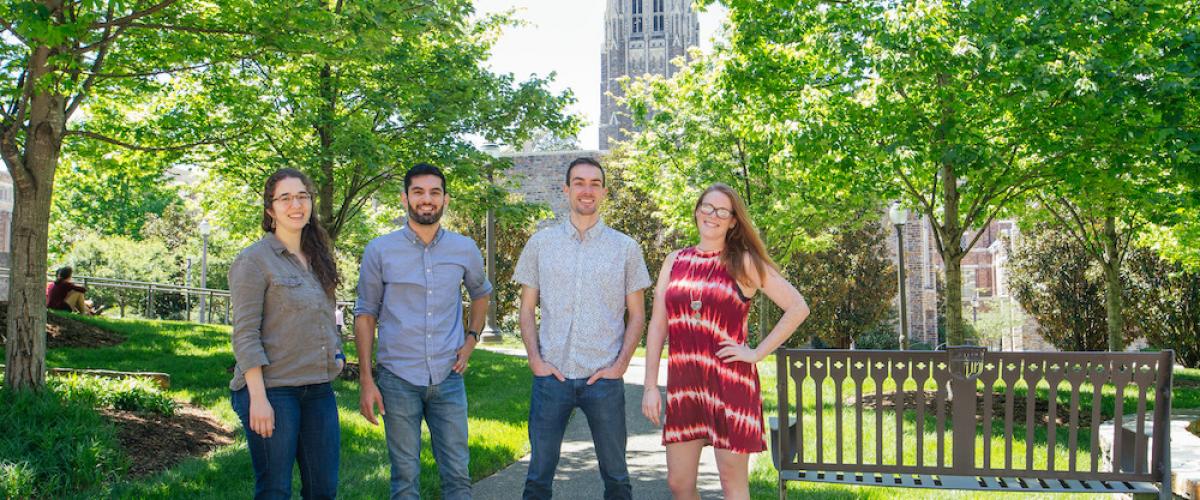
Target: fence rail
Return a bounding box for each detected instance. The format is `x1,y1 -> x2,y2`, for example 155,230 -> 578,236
1,267 -> 354,324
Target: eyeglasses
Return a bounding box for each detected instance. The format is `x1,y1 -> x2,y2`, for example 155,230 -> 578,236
273,192 -> 312,206
698,203 -> 733,220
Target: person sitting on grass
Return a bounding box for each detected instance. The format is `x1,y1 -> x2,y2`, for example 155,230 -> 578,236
46,266 -> 98,315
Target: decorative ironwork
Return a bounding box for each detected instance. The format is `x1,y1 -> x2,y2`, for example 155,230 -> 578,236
771,348 -> 1174,499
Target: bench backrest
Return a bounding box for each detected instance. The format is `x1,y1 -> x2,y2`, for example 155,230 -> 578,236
774,348 -> 1173,483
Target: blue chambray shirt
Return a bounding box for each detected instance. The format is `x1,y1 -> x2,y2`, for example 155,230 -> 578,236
354,225 -> 492,386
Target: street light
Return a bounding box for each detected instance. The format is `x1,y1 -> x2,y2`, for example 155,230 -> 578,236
889,202 -> 909,350
198,219 -> 211,323
479,142 -> 502,343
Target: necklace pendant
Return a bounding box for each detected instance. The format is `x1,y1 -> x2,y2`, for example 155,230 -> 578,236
690,300 -> 702,312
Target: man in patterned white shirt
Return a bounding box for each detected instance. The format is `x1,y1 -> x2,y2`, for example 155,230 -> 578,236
513,157 -> 652,500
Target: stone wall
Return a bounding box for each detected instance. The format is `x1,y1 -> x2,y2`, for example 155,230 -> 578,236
500,149 -> 608,223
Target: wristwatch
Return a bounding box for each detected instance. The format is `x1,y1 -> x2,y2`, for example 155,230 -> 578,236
466,330 -> 481,342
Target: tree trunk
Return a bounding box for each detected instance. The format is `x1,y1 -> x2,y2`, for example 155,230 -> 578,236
944,255 -> 965,346
4,46 -> 67,391
1102,215 -> 1124,352
316,63 -> 338,241
940,157 -> 966,346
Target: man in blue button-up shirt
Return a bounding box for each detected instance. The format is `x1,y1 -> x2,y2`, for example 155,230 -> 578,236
355,163 -> 492,500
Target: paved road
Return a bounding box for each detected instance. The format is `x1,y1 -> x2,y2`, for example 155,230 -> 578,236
473,347 -> 725,499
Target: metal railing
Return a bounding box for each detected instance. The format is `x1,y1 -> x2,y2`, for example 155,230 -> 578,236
1,267 -> 354,324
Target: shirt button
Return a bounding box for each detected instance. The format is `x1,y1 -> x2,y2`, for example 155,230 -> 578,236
426,268 -> 431,273
428,290 -> 432,295
427,312 -> 432,316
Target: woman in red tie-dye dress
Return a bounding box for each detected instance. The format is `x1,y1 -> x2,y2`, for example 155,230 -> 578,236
641,184 -> 810,500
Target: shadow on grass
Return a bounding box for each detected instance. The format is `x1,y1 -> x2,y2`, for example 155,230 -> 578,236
29,317 -> 536,498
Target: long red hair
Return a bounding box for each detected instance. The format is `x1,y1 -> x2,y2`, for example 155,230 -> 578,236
694,183 -> 778,287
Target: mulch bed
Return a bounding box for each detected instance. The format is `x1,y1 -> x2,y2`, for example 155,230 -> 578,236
850,390 -> 1097,429
101,404 -> 236,477
45,313 -> 126,348
0,304 -> 126,348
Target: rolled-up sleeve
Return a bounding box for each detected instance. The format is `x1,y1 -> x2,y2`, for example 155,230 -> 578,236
354,242 -> 384,318
229,252 -> 270,371
624,240 -> 652,294
513,235 -> 540,289
464,245 -> 493,300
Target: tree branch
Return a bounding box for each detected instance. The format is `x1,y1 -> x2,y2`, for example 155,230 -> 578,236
65,129 -> 236,151
66,14 -> 117,120
1039,193 -> 1103,262
83,59 -> 217,78
1,17 -> 29,44
123,22 -> 253,36
90,0 -> 179,29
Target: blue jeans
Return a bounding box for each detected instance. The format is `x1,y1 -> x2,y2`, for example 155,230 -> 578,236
376,367 -> 471,500
231,382 -> 340,500
524,377 -> 630,500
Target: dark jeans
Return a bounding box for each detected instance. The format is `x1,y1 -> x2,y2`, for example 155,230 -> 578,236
231,382 -> 340,500
523,376 -> 630,500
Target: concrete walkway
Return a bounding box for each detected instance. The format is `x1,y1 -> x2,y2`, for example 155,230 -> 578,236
473,347 -> 725,499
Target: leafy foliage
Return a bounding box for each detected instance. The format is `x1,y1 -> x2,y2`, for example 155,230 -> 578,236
1009,225 -> 1138,351
701,0 -> 1200,346
198,0 -> 578,245
789,217 -> 896,349
443,189 -> 550,333
1127,249 -> 1200,368
50,374 -> 178,416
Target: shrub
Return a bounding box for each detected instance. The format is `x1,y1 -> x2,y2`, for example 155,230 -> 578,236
50,374 -> 178,416
855,321 -> 901,350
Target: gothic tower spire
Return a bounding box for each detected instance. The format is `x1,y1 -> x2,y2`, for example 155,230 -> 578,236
599,0 -> 699,150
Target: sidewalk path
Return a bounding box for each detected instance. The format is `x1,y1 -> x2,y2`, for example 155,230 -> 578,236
473,347 -> 725,499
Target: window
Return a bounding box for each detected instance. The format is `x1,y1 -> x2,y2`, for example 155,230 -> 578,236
631,0 -> 643,36
652,0 -> 664,32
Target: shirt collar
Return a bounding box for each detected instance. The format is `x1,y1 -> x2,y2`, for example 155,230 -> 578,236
561,218 -> 607,242
264,233 -> 290,255
400,222 -> 446,248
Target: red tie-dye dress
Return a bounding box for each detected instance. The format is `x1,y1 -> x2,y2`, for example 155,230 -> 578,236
662,247 -> 766,453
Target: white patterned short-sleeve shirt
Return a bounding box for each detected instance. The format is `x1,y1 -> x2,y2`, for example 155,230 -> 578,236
513,220 -> 652,379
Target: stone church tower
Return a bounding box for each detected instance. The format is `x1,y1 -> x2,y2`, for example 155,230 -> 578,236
599,0 -> 699,150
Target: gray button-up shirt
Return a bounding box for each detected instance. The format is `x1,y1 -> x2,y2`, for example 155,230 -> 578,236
229,234 -> 340,391
354,226 -> 492,386
513,220 -> 651,379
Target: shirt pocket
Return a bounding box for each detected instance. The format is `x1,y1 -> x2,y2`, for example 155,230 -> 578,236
432,262 -> 465,309
267,275 -> 307,312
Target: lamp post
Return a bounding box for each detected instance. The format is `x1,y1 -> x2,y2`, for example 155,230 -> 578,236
889,202 -> 909,350
479,143 -> 501,343
198,220 -> 211,323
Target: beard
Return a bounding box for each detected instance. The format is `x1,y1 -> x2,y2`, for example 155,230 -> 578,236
407,201 -> 444,225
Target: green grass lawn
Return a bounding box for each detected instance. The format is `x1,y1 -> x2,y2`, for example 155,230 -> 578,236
2,312 -> 533,499
747,355 -> 1200,499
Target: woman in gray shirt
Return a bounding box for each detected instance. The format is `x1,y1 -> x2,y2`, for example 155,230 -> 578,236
229,168 -> 344,499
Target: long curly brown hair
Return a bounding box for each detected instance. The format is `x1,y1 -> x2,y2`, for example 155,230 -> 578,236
261,168 -> 340,297
694,183 -> 779,288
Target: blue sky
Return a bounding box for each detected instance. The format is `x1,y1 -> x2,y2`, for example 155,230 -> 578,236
475,1 -> 728,150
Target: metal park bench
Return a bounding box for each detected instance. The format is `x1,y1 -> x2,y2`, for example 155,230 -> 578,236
768,347 -> 1174,499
